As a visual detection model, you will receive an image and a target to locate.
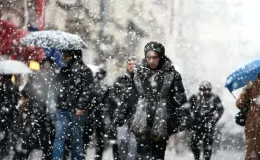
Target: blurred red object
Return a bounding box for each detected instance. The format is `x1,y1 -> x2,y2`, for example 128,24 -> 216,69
0,20 -> 44,62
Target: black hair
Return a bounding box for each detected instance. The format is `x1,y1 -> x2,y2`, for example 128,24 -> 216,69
61,50 -> 82,67
144,41 -> 169,69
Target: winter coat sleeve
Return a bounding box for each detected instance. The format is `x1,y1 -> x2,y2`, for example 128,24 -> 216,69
76,65 -> 94,110
236,82 -> 252,109
170,71 -> 188,106
212,95 -> 224,123
113,102 -> 128,127
111,78 -> 127,126
111,76 -> 137,127
188,95 -> 197,111
169,71 -> 192,131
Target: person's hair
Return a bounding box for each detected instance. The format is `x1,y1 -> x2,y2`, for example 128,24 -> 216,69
127,56 -> 136,62
144,41 -> 165,57
199,80 -> 212,91
144,41 -> 170,69
62,50 -> 82,66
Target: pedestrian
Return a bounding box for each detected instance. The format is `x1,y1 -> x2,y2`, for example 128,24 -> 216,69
236,74 -> 260,160
188,81 -> 224,160
84,67 -> 110,160
51,50 -> 93,160
12,57 -> 55,160
112,57 -> 137,160
114,41 -> 192,160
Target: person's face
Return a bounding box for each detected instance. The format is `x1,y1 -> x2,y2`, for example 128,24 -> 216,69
62,52 -> 71,64
146,50 -> 160,70
43,61 -> 52,70
127,60 -> 136,73
200,89 -> 210,96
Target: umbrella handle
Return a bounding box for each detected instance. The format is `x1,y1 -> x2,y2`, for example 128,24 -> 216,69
229,90 -> 236,99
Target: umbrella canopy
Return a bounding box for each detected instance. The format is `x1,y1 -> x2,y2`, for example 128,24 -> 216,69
225,57 -> 260,92
0,60 -> 33,74
20,30 -> 87,50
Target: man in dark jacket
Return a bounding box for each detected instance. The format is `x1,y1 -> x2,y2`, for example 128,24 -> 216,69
114,41 -> 191,160
0,74 -> 19,159
83,67 -> 111,160
51,50 -> 93,160
112,57 -> 137,160
188,81 -> 224,160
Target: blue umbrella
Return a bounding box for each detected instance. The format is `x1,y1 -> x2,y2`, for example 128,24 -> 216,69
225,57 -> 260,93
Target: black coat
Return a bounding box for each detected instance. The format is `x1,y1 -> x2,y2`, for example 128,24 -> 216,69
11,71 -> 53,152
52,60 -> 93,111
114,58 -> 190,135
112,72 -> 138,125
188,93 -> 224,130
0,78 -> 19,129
22,71 -> 53,115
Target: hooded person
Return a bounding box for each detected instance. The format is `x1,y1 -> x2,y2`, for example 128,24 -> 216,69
114,41 -> 192,160
187,81 -> 224,160
51,50 -> 93,160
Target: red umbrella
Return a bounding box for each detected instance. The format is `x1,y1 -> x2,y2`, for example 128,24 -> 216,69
0,20 -> 44,62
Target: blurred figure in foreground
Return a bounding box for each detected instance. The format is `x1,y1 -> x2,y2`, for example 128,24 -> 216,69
236,74 -> 260,160
0,74 -> 19,159
12,57 -> 54,160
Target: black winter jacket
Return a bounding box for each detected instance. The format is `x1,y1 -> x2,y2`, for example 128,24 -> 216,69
188,93 -> 224,130
52,60 -> 93,111
114,58 -> 191,135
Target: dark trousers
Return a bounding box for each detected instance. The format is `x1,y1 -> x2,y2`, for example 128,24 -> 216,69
12,112 -> 53,160
0,128 -> 9,158
41,114 -> 55,160
83,108 -> 120,160
190,127 -> 215,160
135,132 -> 168,160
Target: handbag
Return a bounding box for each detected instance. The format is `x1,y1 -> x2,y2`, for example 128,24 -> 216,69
235,106 -> 249,127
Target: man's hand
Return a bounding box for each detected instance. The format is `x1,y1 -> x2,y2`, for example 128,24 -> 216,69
76,108 -> 84,117
17,97 -> 30,112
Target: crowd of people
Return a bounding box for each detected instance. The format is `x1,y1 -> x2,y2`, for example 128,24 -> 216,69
0,41 -> 256,160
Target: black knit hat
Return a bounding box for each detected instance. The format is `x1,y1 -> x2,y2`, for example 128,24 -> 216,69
144,41 -> 165,58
